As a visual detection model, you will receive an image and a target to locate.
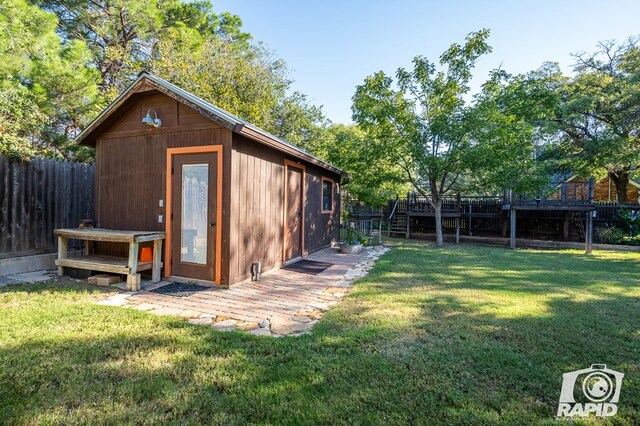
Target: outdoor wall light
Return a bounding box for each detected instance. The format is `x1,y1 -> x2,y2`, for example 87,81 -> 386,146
142,109 -> 161,128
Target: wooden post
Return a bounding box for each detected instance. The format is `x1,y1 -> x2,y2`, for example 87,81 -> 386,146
152,239 -> 162,283
586,211 -> 594,255
562,211 -> 570,242
455,217 -> 460,244
57,235 -> 68,276
405,214 -> 410,239
560,183 -> 568,203
468,204 -> 472,236
588,177 -> 595,203
84,240 -> 91,256
501,212 -> 508,238
510,209 -> 517,249
586,178 -> 595,255
127,242 -> 141,291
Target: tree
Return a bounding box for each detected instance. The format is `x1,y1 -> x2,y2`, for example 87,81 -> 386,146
552,38 -> 640,202
0,0 -> 99,161
466,64 -> 565,196
38,0 -> 250,99
314,124 -> 409,206
352,30 -> 491,246
151,25 -> 330,151
32,0 -> 327,159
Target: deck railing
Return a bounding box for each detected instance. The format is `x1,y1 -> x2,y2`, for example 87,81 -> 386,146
510,179 -> 595,206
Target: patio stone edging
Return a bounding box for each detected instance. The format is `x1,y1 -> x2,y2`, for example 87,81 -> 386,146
96,246 -> 389,336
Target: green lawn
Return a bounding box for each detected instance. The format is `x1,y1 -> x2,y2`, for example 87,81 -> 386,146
1,241 -> 639,425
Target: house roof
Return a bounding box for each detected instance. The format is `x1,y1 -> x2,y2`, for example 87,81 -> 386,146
76,72 -> 348,178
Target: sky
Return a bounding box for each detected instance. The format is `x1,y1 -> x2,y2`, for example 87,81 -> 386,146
214,1 -> 640,124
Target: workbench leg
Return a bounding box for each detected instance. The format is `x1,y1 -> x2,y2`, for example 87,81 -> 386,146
84,240 -> 91,256
57,236 -> 68,276
152,239 -> 162,283
127,242 -> 140,291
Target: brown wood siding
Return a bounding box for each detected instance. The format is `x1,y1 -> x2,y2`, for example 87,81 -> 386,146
94,93 -> 232,283
92,91 -> 341,286
228,134 -> 340,284
304,164 -> 340,253
569,177 -> 640,203
229,134 -> 285,283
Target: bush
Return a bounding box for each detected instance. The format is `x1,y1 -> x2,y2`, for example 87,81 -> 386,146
595,227 -> 625,244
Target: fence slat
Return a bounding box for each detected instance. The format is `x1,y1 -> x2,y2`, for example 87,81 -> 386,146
0,155 -> 95,256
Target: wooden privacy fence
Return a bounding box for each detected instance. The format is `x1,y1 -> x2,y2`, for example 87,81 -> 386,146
0,155 -> 95,256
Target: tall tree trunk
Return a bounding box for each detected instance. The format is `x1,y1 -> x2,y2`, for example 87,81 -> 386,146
434,198 -> 443,247
611,171 -> 629,203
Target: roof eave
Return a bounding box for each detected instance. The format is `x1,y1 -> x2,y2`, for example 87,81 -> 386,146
234,124 -> 349,178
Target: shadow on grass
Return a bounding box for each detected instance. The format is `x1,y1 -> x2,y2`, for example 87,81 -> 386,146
0,247 -> 639,424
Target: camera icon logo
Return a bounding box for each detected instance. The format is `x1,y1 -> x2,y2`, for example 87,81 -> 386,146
557,364 -> 624,417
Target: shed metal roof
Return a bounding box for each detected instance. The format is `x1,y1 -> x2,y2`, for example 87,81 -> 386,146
76,72 -> 348,178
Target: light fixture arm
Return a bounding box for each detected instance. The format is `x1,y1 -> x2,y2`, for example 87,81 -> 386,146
142,109 -> 162,128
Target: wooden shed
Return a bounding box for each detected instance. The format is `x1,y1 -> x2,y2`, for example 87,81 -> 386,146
75,73 -> 347,286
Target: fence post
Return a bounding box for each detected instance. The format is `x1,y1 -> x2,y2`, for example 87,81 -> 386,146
510,208 -> 517,249
585,210 -> 593,254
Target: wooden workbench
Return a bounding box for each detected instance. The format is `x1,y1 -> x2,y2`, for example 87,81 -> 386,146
54,228 -> 165,291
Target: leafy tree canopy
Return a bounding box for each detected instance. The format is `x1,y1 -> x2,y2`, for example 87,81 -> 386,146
548,38 -> 640,202
0,0 -> 99,160
0,0 -> 329,162
352,30 -> 492,245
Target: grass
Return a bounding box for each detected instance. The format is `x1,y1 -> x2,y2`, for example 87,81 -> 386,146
1,240 -> 639,425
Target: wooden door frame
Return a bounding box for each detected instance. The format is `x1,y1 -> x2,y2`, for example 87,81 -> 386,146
165,145 -> 223,283
282,159 -> 306,263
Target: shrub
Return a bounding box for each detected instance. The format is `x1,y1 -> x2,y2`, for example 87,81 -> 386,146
595,227 -> 625,244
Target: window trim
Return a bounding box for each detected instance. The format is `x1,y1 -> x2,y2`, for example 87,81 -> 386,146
321,177 -> 334,213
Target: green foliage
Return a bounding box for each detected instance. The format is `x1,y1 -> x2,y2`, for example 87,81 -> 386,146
595,226 -> 626,244
150,25 -> 329,152
151,26 -> 288,129
3,0 -> 328,161
0,86 -> 46,161
616,207 -> 640,236
548,38 -> 640,202
466,64 -> 564,195
0,0 -> 100,161
352,30 -> 492,245
313,124 -> 409,206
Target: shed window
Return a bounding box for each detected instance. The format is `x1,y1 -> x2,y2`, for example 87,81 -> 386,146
322,178 -> 333,213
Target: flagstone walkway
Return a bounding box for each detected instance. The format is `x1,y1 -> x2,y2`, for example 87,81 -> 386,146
98,246 -> 389,336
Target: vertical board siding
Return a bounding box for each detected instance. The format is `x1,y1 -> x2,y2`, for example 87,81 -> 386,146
228,135 -> 341,284
0,155 -> 95,255
92,92 -> 343,284
230,135 -> 286,283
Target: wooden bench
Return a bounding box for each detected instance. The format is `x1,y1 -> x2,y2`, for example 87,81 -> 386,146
54,228 -> 166,291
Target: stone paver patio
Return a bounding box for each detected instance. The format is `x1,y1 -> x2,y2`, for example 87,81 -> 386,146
98,246 -> 389,336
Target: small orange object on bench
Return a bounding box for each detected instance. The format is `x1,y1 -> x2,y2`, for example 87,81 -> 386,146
139,246 -> 153,262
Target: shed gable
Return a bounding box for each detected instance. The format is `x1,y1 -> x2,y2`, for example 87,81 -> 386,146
100,93 -> 220,140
